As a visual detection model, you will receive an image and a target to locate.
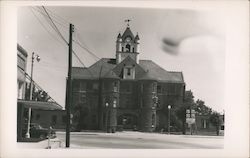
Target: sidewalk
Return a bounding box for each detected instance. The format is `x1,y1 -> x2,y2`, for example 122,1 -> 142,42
17,137 -> 62,149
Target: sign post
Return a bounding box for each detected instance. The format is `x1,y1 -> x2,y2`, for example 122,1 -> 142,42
186,109 -> 196,135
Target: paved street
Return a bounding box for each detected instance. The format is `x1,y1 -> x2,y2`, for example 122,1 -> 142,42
56,131 -> 223,149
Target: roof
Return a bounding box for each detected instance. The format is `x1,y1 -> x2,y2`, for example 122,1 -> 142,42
18,99 -> 63,110
17,44 -> 28,57
138,60 -> 184,83
72,57 -> 184,83
72,58 -> 117,79
121,27 -> 135,41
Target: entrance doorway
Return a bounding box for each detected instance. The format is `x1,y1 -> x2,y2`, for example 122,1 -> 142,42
118,114 -> 137,130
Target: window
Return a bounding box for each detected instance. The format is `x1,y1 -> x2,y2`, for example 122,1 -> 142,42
122,47 -> 124,52
157,85 -> 162,93
127,68 -> 131,76
140,97 -> 143,107
153,82 -> 157,92
125,44 -> 131,52
104,96 -> 110,107
132,47 -> 135,52
113,82 -> 118,92
168,84 -> 176,95
79,82 -> 86,92
141,83 -> 144,93
80,93 -> 86,103
202,119 -> 209,129
113,97 -> 117,108
93,83 -> 98,90
125,95 -> 130,108
126,83 -> 132,92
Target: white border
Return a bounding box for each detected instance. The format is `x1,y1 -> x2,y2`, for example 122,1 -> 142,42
0,1 -> 249,158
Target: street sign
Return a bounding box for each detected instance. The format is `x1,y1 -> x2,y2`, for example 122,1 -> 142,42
186,118 -> 195,124
186,108 -> 196,124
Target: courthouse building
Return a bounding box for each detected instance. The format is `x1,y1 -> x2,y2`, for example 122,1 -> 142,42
71,25 -> 185,132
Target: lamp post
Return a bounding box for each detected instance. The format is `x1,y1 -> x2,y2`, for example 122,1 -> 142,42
25,52 -> 40,138
152,95 -> 158,130
168,105 -> 171,135
105,102 -> 109,132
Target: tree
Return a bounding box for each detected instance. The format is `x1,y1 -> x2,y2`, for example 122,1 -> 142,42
194,99 -> 212,115
176,90 -> 196,134
209,111 -> 222,135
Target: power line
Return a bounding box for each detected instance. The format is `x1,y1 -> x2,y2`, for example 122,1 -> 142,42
35,6 -> 101,63
44,7 -> 71,27
17,65 -> 59,104
30,8 -> 65,46
33,6 -> 69,29
32,6 -> 98,75
40,6 -> 90,70
73,29 -> 100,61
72,50 -> 94,77
73,40 -> 100,61
42,6 -> 68,44
35,6 -> 100,63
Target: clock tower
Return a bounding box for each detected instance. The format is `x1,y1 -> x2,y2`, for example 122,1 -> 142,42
116,23 -> 140,64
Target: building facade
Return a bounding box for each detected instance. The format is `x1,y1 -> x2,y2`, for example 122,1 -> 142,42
17,44 -> 63,141
71,26 -> 185,132
17,44 -> 28,100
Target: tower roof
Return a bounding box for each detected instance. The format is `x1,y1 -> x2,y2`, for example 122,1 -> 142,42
121,27 -> 135,40
117,33 -> 121,38
135,34 -> 140,40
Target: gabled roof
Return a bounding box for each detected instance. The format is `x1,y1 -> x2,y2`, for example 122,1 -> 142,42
113,56 -> 146,79
72,58 -> 184,83
121,27 -> 135,41
72,67 -> 93,79
138,60 -> 184,83
72,58 -> 117,79
103,70 -> 120,79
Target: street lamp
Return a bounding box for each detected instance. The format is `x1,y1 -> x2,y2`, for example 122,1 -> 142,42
152,95 -> 158,130
105,102 -> 109,132
25,52 -> 40,138
168,105 -> 171,135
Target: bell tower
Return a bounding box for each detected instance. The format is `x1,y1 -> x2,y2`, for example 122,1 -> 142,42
116,20 -> 140,64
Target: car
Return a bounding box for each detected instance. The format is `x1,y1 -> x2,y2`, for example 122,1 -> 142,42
219,125 -> 224,136
22,123 -> 56,139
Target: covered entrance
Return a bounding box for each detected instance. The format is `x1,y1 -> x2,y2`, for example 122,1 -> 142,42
17,100 -> 62,141
118,113 -> 138,130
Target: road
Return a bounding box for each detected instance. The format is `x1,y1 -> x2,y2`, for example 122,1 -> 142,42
56,131 -> 224,149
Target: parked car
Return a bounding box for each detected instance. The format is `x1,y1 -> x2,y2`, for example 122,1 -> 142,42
22,123 -> 56,139
219,125 -> 224,136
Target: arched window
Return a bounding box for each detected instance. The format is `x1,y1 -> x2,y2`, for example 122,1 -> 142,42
132,47 -> 135,52
125,44 -> 131,52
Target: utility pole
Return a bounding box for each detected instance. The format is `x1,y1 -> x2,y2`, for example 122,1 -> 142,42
25,52 -> 40,138
66,23 -> 74,148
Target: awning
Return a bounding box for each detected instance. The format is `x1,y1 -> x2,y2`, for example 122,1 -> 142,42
17,99 -> 63,110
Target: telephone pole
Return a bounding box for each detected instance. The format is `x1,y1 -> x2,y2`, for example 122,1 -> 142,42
66,23 -> 74,148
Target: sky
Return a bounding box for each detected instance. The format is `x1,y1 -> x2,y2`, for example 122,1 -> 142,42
18,6 -> 226,112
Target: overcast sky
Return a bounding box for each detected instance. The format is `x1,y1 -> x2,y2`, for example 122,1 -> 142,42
18,6 -> 226,112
